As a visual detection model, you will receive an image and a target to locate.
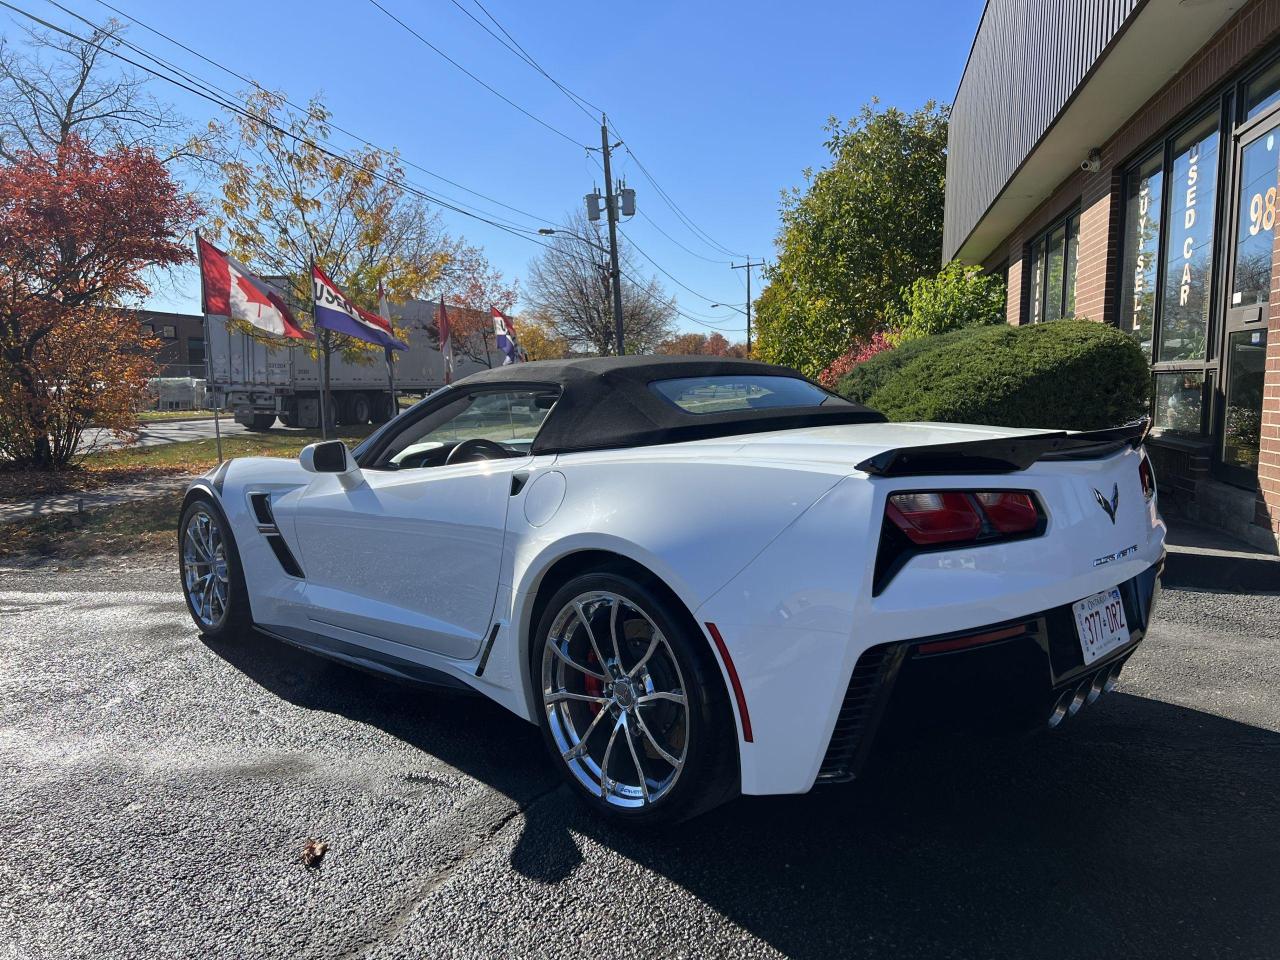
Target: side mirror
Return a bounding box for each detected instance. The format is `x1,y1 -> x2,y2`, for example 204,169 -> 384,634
300,440 -> 358,476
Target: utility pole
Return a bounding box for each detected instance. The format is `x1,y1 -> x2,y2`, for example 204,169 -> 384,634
731,258 -> 765,354
600,114 -> 626,356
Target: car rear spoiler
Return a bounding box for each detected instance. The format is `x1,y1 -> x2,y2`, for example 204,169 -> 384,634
856,419 -> 1151,478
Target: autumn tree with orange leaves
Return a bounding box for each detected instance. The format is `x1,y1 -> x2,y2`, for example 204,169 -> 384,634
0,136 -> 200,468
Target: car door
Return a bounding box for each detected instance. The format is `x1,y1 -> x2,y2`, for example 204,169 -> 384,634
288,387 -> 557,660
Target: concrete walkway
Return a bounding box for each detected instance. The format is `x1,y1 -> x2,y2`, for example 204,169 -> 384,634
1164,519 -> 1280,593
0,474 -> 196,524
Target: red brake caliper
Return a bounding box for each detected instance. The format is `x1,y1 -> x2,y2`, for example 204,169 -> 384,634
583,651 -> 604,716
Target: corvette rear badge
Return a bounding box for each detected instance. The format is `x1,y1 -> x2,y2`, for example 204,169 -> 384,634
1093,483 -> 1119,524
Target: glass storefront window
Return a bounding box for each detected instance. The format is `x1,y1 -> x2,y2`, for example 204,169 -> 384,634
1028,238 -> 1044,325
1159,114 -> 1219,362
1245,59 -> 1280,121
1025,213 -> 1078,323
1044,224 -> 1067,322
1119,155 -> 1164,359
1223,329 -> 1267,472
1153,371 -> 1205,435
1231,128 -> 1280,308
1065,217 -> 1079,317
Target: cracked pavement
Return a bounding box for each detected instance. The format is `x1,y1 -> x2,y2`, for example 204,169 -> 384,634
2,557 -> 1278,959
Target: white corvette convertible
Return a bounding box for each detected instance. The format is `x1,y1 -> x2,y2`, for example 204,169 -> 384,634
179,356 -> 1165,822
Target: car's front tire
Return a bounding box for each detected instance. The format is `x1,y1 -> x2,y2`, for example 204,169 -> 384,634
533,571 -> 738,824
179,496 -> 251,640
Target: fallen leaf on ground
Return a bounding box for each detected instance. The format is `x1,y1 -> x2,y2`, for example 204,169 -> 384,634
300,838 -> 328,868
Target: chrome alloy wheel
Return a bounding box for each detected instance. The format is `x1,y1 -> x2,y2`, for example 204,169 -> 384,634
541,591 -> 690,809
182,505 -> 230,630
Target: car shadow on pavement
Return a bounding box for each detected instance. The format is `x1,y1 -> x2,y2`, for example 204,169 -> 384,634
208,630 -> 1280,960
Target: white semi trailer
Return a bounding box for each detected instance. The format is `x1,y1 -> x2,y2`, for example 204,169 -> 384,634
206,298 -> 500,430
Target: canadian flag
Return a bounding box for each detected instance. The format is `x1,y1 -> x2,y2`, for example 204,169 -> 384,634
197,236 -> 311,339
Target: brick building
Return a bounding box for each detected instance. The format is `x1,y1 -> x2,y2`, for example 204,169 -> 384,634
136,309 -> 206,378
945,0 -> 1280,551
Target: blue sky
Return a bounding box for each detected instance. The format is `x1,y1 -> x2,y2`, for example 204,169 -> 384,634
14,0 -> 984,337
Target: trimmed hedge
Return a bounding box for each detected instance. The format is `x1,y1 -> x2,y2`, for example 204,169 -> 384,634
836,320 -> 1150,431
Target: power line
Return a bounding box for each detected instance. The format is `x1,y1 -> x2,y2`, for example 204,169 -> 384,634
619,226 -> 746,314
2,0 -> 556,250
364,0 -> 590,149
73,0 -> 556,229
609,120 -> 746,259
448,0 -> 601,123
636,210 -> 733,264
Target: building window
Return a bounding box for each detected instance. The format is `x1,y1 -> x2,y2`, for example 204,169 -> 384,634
1119,154 -> 1164,358
1159,113 -> 1220,362
1153,370 -> 1206,435
1025,211 -> 1079,323
187,337 -> 205,366
1245,59 -> 1280,121
161,325 -> 176,339
1118,107 -> 1223,438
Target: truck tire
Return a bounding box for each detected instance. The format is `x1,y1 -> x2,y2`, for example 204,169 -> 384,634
372,393 -> 395,423
348,392 -> 372,425
247,413 -> 276,431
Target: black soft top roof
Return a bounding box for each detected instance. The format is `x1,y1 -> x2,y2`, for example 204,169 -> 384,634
453,355 -> 885,455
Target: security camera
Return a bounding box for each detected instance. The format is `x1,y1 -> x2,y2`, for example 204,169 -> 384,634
1080,148 -> 1102,173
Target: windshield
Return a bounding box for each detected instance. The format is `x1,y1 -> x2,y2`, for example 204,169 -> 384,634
650,375 -> 848,415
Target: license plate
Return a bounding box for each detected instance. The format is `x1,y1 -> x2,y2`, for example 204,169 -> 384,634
1073,587 -> 1131,665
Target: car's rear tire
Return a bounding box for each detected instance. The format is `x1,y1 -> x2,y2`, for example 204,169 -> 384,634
533,571 -> 738,825
179,496 -> 251,640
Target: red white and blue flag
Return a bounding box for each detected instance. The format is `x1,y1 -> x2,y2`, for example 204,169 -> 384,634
197,237 -> 311,339
491,307 -> 521,365
312,266 -> 407,350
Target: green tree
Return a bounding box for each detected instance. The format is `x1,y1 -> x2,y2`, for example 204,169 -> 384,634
885,261 -> 1006,343
755,100 -> 949,378
211,89 -> 454,360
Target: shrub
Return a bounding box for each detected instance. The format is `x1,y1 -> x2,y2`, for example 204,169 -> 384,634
836,325 -> 981,404
838,320 -> 1150,430
817,331 -> 893,388
884,260 -> 1006,344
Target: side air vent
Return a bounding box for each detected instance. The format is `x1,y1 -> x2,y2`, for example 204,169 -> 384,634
248,492 -> 305,579
265,535 -> 305,578
250,492 -> 274,525
815,643 -> 903,783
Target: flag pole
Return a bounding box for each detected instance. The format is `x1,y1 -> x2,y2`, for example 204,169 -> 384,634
312,258 -> 331,441
380,281 -> 397,418
384,345 -> 396,418
195,230 -> 223,464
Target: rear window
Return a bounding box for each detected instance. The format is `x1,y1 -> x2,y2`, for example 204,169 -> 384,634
650,375 -> 848,415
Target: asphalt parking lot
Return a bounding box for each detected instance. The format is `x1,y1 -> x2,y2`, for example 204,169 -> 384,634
2,557 -> 1278,960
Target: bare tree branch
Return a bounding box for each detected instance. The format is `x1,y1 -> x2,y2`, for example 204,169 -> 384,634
526,211 -> 675,355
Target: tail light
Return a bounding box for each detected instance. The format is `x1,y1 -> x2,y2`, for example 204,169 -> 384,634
1138,455 -> 1156,501
885,490 -> 1042,546
885,492 -> 982,544
975,491 -> 1040,534
876,489 -> 1045,594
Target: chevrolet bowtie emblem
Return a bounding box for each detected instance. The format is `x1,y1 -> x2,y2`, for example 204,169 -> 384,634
1093,483 -> 1119,524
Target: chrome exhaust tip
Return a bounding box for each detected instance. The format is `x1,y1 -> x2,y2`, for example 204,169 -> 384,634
1086,670 -> 1106,705
1103,662 -> 1122,692
1047,690 -> 1072,729
1067,682 -> 1089,717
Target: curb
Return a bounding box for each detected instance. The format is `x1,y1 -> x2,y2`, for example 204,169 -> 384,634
1163,549 -> 1280,593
